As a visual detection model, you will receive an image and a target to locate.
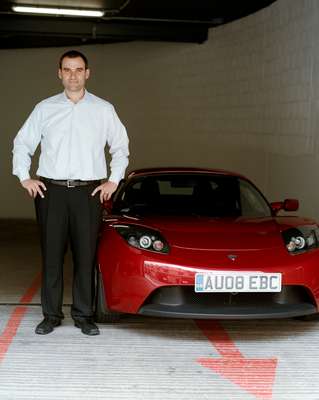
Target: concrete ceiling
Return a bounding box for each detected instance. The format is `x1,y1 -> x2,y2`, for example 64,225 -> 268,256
0,0 -> 277,49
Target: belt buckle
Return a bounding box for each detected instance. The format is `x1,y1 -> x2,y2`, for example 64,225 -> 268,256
67,180 -> 75,188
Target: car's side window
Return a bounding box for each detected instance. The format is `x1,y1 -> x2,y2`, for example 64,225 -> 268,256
240,180 -> 271,217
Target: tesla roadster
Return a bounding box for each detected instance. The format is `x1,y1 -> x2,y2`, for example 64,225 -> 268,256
95,167 -> 319,322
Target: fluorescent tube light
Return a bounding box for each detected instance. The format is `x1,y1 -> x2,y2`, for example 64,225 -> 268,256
12,5 -> 104,17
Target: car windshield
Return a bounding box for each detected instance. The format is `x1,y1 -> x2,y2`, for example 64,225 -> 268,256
113,174 -> 272,218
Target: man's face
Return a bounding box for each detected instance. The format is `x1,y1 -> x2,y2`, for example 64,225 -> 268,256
58,56 -> 90,92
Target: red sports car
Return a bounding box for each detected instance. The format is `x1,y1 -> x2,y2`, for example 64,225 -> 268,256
95,167 -> 319,322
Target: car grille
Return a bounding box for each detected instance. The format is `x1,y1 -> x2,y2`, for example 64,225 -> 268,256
138,285 -> 317,319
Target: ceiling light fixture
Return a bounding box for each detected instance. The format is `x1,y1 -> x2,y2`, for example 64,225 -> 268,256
12,5 -> 104,18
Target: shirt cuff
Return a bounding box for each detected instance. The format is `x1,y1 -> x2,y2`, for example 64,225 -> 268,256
108,173 -> 122,185
17,171 -> 31,182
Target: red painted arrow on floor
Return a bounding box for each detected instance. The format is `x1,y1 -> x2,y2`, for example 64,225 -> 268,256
196,320 -> 278,400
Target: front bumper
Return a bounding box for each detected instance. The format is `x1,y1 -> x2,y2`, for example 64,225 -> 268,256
138,285 -> 317,319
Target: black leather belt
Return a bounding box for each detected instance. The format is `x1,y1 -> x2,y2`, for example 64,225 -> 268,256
41,177 -> 101,188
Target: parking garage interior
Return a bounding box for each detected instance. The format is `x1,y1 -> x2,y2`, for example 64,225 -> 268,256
1,0 -> 319,399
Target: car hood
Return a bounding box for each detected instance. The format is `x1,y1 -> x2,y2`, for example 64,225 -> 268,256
112,215 -> 317,251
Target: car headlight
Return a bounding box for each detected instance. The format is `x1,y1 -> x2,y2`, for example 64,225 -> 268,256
282,226 -> 319,254
113,224 -> 169,253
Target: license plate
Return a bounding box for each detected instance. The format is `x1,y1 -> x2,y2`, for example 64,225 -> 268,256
195,272 -> 282,293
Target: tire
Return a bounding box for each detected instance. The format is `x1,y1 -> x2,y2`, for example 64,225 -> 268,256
94,268 -> 121,323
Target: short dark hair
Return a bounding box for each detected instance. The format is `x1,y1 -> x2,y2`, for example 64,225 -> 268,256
59,50 -> 88,69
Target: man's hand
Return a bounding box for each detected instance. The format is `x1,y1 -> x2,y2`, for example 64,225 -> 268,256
91,181 -> 118,203
21,179 -> 47,198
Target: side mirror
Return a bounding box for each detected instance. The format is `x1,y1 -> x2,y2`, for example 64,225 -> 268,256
101,178 -> 126,214
271,199 -> 299,215
103,199 -> 113,214
270,201 -> 283,214
283,198 -> 299,211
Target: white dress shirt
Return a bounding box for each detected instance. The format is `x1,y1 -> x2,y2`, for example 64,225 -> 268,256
12,90 -> 129,184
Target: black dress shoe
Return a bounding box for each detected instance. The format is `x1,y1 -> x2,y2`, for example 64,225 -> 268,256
74,319 -> 100,336
35,317 -> 61,335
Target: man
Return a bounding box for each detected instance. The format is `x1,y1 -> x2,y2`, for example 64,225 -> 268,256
12,50 -> 129,336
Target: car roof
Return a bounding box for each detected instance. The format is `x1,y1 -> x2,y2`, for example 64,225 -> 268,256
127,167 -> 247,179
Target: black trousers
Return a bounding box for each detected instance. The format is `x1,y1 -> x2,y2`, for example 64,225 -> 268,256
35,182 -> 102,320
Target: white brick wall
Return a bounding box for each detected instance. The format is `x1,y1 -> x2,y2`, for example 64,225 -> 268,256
2,0 -> 319,218
200,0 -> 315,157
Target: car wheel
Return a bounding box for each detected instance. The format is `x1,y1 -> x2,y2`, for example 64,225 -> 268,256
94,268 -> 121,323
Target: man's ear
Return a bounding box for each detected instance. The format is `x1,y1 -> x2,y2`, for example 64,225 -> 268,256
58,69 -> 62,80
85,68 -> 90,79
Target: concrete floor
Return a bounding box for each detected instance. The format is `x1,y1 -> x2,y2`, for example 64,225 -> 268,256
1,220 -> 319,400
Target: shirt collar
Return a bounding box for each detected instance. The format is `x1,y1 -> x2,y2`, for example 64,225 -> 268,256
61,89 -> 90,104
